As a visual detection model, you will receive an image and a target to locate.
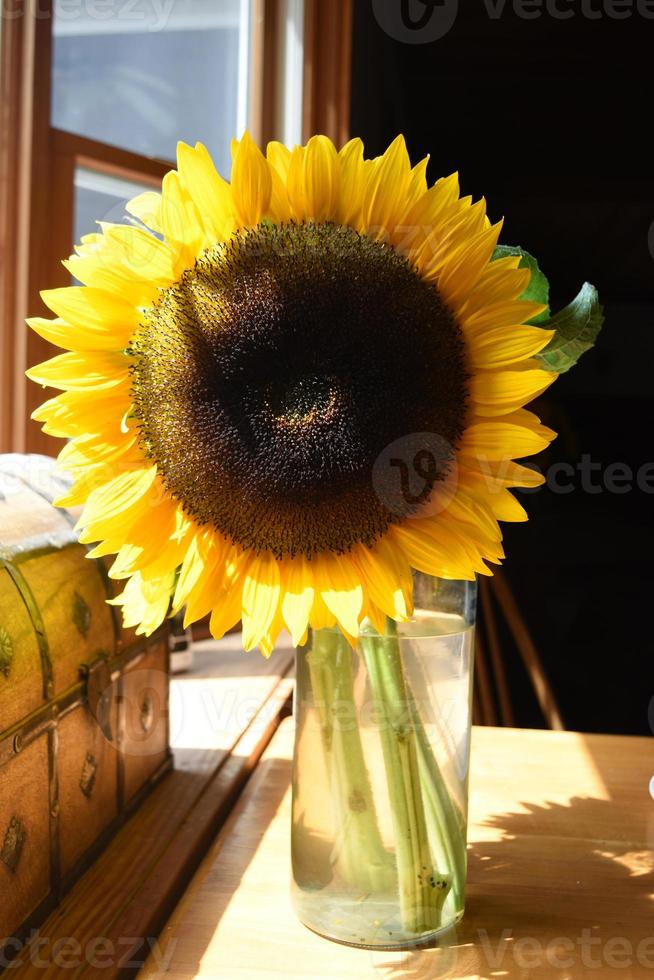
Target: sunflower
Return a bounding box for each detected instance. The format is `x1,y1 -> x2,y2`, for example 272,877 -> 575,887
28,133 -> 557,654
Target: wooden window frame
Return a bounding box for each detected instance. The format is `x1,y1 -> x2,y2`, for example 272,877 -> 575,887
1,0 -> 351,456
302,0 -> 352,146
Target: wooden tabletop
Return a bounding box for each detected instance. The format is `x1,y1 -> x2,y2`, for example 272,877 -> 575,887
140,721 -> 654,980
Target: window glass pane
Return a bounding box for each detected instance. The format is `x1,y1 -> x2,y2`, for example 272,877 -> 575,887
73,167 -> 153,249
53,0 -> 250,177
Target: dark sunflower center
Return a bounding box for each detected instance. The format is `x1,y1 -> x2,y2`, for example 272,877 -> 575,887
130,221 -> 468,558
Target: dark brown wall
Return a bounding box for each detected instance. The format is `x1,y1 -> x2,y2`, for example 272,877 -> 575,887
351,1 -> 654,734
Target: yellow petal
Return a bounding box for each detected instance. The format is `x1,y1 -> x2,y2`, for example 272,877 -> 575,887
58,429 -> 138,471
281,556 -> 315,647
465,324 -> 555,369
449,531 -> 496,576
40,287 -> 138,345
405,155 -> 430,208
308,590 -> 336,631
439,490 -> 502,547
266,141 -> 292,222
266,141 -> 291,181
176,141 -> 235,243
400,173 -> 461,263
32,385 -> 131,438
182,560 -> 226,628
99,224 -> 178,283
486,488 -> 529,522
313,554 -> 363,637
108,573 -> 147,624
27,351 -> 130,390
126,191 -> 163,233
52,460 -> 125,508
437,220 -> 503,308
423,512 -> 501,573
336,138 -> 365,226
419,198 -> 487,281
402,172 -> 460,237
458,457 -> 545,491
231,131 -> 272,227
362,598 -> 390,638
63,255 -> 159,307
28,316 -> 117,354
208,573 -> 245,641
470,368 -> 557,416
172,529 -> 218,614
301,135 -> 340,222
110,570 -> 174,636
390,523 -> 474,581
76,464 -> 158,530
118,506 -> 192,573
258,605 -> 286,658
353,536 -> 413,622
510,408 -> 558,440
464,299 -> 549,333
107,504 -> 190,579
460,257 -> 530,312
76,492 -> 157,549
241,553 -> 281,651
456,467 -> 533,525
460,415 -> 556,461
362,134 -> 411,236
412,195 -> 473,275
158,170 -> 205,265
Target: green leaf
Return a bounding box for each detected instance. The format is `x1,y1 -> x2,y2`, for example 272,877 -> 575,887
535,282 -> 604,373
492,245 -> 550,323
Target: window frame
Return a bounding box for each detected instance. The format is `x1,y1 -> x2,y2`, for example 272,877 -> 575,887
1,0 -> 352,455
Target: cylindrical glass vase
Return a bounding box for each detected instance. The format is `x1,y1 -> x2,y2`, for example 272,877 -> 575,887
291,574 -> 476,949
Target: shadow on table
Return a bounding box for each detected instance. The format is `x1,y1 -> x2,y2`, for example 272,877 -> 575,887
370,794 -> 654,980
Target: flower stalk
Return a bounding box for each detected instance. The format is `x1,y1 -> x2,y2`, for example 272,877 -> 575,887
406,672 -> 467,913
306,618 -> 467,937
305,629 -> 395,893
359,620 -> 454,933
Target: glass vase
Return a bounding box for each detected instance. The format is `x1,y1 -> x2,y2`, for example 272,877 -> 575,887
291,574 -> 476,949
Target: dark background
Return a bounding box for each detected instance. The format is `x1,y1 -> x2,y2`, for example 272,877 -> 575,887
350,1 -> 653,735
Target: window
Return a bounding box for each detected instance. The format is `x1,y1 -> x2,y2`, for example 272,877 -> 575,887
0,0 -> 352,454
52,0 -> 251,176
72,169 -> 154,249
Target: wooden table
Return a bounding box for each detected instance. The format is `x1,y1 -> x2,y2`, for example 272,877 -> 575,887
140,722 -> 654,980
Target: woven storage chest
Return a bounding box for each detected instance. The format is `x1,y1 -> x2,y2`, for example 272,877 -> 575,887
0,454 -> 171,954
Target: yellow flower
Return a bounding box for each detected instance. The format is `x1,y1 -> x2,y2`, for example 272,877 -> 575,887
28,133 -> 557,653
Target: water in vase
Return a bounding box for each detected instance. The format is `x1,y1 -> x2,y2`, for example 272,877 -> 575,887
291,585 -> 475,950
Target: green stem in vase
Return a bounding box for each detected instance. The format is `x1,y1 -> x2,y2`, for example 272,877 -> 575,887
359,620 -> 452,933
405,677 -> 467,913
306,629 -> 395,893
